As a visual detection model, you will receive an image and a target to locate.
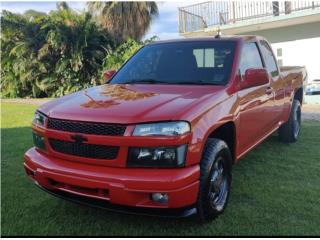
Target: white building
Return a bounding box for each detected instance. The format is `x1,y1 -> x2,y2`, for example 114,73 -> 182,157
178,1 -> 320,83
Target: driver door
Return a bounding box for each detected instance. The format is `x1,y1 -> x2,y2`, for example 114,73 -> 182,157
237,42 -> 274,155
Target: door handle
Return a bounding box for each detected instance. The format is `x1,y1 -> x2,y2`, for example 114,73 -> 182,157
265,87 -> 273,95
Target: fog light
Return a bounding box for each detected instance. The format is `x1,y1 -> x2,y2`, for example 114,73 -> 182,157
32,132 -> 46,151
151,193 -> 168,203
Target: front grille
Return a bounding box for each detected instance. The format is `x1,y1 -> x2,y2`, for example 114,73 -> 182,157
49,139 -> 119,160
47,118 -> 126,136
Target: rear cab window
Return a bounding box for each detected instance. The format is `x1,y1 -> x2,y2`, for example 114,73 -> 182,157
259,40 -> 279,77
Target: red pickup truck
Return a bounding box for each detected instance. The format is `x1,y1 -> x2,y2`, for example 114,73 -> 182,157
24,35 -> 307,222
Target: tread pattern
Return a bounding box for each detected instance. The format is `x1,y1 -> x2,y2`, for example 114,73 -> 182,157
278,99 -> 301,143
197,138 -> 232,222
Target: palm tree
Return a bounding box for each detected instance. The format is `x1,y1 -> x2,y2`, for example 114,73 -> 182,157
87,1 -> 158,43
56,1 -> 70,11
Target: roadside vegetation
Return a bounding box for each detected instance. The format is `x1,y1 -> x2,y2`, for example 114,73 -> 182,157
0,2 -> 158,98
1,103 -> 320,236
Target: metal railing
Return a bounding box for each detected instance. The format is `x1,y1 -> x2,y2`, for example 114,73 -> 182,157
179,1 -> 320,33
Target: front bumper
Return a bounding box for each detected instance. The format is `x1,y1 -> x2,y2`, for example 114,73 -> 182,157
24,147 -> 200,216
35,184 -> 197,217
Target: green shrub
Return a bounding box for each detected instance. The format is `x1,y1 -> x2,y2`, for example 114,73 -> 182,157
1,9 -> 116,98
0,5 -> 158,98
102,36 -> 158,71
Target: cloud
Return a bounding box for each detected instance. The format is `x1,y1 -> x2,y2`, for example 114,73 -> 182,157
1,1 -> 206,40
0,1 -> 86,14
144,31 -> 181,40
144,1 -> 182,40
145,1 -> 208,40
1,2 -> 57,13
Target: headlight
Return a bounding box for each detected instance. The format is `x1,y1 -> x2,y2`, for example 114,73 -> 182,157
33,111 -> 47,128
133,121 -> 190,136
127,145 -> 187,168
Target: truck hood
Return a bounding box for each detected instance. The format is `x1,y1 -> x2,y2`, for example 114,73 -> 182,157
39,84 -> 224,124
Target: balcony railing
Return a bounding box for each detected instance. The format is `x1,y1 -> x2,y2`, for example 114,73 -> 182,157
179,1 -> 320,33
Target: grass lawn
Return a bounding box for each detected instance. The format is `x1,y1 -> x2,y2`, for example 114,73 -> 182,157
1,102 -> 320,236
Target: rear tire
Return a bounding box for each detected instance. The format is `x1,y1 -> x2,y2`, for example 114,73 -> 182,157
278,99 -> 301,143
196,138 -> 232,223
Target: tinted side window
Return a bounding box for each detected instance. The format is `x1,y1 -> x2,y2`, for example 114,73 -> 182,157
260,40 -> 279,77
239,42 -> 263,77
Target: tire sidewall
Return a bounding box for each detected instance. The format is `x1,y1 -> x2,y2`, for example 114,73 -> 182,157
291,100 -> 301,140
197,139 -> 232,222
278,99 -> 302,143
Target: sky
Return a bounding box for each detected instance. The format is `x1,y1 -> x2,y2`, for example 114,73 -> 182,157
0,1 -> 204,40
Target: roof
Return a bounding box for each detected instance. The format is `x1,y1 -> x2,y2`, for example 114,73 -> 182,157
149,35 -> 262,45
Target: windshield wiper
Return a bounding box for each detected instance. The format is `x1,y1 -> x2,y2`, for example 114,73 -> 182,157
121,79 -> 224,85
123,79 -> 170,84
170,81 -> 222,85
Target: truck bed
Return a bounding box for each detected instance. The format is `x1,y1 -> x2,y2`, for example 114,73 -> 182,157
280,66 -> 307,93
280,66 -> 307,82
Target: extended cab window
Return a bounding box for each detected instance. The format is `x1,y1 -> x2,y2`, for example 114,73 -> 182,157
110,41 -> 236,85
260,40 -> 279,77
239,42 -> 263,77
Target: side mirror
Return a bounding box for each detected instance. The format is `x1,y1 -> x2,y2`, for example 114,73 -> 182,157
240,68 -> 269,89
103,70 -> 116,83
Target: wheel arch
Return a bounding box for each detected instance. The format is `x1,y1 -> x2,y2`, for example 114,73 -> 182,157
205,121 -> 236,163
294,87 -> 303,105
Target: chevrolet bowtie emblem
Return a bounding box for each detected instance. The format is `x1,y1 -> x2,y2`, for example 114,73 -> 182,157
70,134 -> 87,143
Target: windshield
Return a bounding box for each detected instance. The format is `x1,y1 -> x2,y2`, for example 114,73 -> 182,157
110,41 -> 236,85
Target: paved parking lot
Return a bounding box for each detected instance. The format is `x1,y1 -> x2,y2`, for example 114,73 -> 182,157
304,95 -> 320,104
302,104 -> 320,121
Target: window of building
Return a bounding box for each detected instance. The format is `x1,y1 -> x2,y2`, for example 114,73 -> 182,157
277,48 -> 282,57
277,59 -> 283,67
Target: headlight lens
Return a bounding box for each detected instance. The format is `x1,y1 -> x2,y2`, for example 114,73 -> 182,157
127,145 -> 187,168
33,111 -> 47,128
133,121 -> 190,136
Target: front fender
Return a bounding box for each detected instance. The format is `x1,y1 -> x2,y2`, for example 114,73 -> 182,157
185,94 -> 238,166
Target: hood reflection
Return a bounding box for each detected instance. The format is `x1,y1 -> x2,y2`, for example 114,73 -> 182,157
81,84 -> 158,109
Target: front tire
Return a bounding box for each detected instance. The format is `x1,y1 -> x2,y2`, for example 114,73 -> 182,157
278,99 -> 301,143
197,138 -> 232,223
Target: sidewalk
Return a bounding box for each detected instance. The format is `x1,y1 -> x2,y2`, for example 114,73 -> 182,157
302,104 -> 320,121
